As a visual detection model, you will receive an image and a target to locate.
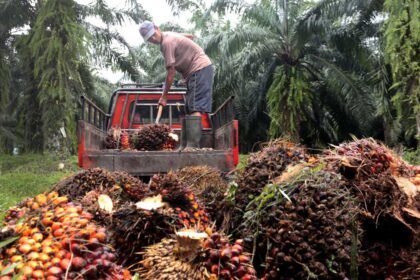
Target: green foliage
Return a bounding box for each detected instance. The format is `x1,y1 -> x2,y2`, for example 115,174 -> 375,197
403,147 -> 420,165
0,0 -> 147,153
268,65 -> 311,140
79,0 -> 147,81
29,0 -> 86,152
0,53 -> 10,108
206,0 -> 377,147
0,153 -> 79,219
384,0 -> 420,144
238,154 -> 249,170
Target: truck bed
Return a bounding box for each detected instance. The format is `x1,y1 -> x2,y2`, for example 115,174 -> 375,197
78,92 -> 238,176
78,119 -> 238,175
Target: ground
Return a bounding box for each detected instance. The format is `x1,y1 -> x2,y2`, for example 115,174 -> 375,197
0,154 -> 79,219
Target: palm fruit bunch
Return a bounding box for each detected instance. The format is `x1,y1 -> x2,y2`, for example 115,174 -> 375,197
149,172 -> 210,229
110,197 -> 181,267
53,168 -> 150,206
131,124 -> 173,151
104,127 -> 120,149
241,170 -> 357,279
162,132 -> 179,150
321,139 -> 420,278
139,229 -> 257,280
351,173 -> 419,279
323,138 -> 416,180
203,233 -> 257,280
119,130 -> 131,150
104,128 -> 133,150
176,166 -> 229,230
231,140 -> 310,235
0,192 -> 130,280
139,230 -> 209,280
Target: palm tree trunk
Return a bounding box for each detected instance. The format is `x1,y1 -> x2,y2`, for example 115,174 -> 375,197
416,112 -> 420,148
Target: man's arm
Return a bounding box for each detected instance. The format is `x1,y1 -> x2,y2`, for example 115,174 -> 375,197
159,65 -> 176,106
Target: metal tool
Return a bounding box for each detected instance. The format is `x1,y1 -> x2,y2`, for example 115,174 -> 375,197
155,104 -> 163,124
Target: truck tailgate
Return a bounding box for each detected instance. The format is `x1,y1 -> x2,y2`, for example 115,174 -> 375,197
81,150 -> 235,176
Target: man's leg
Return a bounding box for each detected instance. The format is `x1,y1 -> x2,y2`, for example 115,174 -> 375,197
183,65 -> 214,150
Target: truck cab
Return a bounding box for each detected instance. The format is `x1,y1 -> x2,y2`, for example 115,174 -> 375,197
78,84 -> 239,176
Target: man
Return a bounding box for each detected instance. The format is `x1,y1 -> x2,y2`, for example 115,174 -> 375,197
139,21 -> 214,150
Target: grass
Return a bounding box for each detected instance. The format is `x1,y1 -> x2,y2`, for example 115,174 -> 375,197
238,154 -> 249,170
403,148 -> 420,165
0,154 -> 79,219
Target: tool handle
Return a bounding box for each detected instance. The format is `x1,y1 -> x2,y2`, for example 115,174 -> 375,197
155,105 -> 163,124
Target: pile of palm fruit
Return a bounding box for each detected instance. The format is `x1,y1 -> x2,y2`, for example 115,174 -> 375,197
1,192 -> 130,279
175,166 -> 229,230
139,230 -> 257,280
52,169 -> 211,268
104,124 -> 178,150
231,138 -> 419,279
322,138 -> 419,279
1,137 -> 418,279
253,171 -> 357,279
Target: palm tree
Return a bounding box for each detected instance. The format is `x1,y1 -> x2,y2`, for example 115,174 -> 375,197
384,0 -> 420,147
206,0 -> 382,147
0,0 -> 150,152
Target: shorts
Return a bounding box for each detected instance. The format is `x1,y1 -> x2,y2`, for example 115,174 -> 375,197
185,65 -> 214,114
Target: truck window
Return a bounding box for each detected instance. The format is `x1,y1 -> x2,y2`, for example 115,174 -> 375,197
128,101 -> 184,125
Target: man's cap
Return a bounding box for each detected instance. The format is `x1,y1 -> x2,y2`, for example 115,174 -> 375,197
139,21 -> 156,42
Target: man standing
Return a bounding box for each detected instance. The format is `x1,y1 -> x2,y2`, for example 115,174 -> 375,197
139,21 -> 214,150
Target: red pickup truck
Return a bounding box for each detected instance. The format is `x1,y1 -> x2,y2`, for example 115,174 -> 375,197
77,84 -> 239,176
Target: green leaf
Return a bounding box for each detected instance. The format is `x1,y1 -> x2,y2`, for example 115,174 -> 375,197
1,262 -> 18,276
0,235 -> 19,249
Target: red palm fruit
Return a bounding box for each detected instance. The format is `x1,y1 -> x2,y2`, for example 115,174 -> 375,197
232,244 -> 243,253
224,262 -> 237,271
220,248 -> 232,262
47,266 -> 62,276
102,259 -> 111,269
94,232 -> 107,243
236,266 -> 247,277
106,253 -> 116,261
209,249 -> 220,263
18,243 -> 32,254
231,248 -> 241,257
70,243 -> 82,255
211,264 -> 219,274
32,270 -> 44,279
93,258 -> 105,268
83,265 -> 98,277
220,269 -> 231,279
59,258 -> 71,270
71,257 -> 87,270
55,250 -> 67,259
239,255 -> 250,263
235,239 -> 244,246
204,239 -> 215,249
87,237 -> 100,249
21,266 -> 33,277
231,256 -> 240,266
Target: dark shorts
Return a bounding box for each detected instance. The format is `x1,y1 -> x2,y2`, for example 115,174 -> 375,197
185,65 -> 214,114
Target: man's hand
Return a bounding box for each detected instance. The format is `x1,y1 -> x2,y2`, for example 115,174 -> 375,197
159,94 -> 167,106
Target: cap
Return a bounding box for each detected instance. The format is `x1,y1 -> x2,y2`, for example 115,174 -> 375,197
139,21 -> 156,42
